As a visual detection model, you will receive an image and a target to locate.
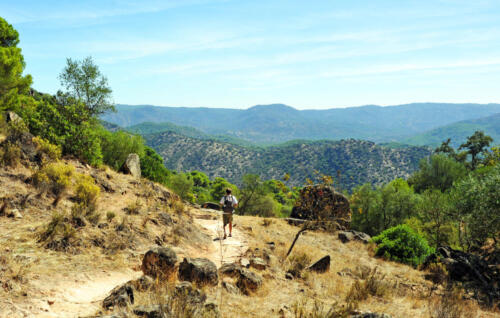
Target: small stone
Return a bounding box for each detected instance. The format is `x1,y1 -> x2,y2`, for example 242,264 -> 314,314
285,273 -> 294,280
250,257 -> 267,270
240,257 -> 250,268
222,281 -> 240,294
237,269 -> 262,295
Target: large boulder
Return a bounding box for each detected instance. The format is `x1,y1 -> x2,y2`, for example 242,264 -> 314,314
102,283 -> 134,309
141,247 -> 177,278
290,185 -> 351,229
308,255 -> 330,273
178,257 -> 218,286
202,202 -> 220,210
236,268 -> 262,295
338,230 -> 371,244
120,153 -> 141,178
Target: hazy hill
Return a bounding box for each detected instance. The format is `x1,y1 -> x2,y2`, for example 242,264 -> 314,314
144,131 -> 432,189
102,103 -> 500,144
402,113 -> 500,147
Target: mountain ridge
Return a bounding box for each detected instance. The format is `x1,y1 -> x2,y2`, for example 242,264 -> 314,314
103,102 -> 500,144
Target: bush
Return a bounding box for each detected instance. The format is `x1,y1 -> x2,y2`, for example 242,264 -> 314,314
371,224 -> 434,267
33,161 -> 74,199
74,174 -> 100,207
345,267 -> 390,303
38,212 -> 79,252
33,136 -> 61,161
106,211 -> 116,222
0,142 -> 21,167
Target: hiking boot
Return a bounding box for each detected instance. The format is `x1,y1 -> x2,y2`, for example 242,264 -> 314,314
223,234 -> 227,240
228,233 -> 232,237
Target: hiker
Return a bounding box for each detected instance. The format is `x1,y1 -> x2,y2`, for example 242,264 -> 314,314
220,188 -> 238,239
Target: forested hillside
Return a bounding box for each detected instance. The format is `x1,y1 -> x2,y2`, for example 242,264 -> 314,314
144,131 -> 432,189
402,112 -> 500,147
102,103 -> 500,144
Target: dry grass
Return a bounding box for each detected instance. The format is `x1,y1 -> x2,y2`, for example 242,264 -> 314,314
428,287 -> 479,318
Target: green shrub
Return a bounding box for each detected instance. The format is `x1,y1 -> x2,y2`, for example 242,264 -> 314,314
106,211 -> 116,222
74,174 -> 100,207
0,142 -> 21,167
33,136 -> 61,161
33,161 -> 74,198
371,224 -> 434,267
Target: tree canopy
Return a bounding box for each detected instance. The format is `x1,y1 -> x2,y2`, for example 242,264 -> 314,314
59,56 -> 114,116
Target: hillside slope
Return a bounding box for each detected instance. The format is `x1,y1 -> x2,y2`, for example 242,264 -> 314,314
144,131 -> 432,189
102,103 -> 500,144
402,113 -> 500,147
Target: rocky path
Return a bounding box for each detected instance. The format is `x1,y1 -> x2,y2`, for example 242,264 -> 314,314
193,209 -> 249,268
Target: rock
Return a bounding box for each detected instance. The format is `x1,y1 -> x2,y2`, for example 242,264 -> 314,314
236,268 -> 262,295
308,255 -> 330,273
338,230 -> 371,244
98,223 -> 108,229
178,257 -> 218,286
157,212 -> 173,226
250,257 -> 267,270
120,153 -> 141,178
129,275 -> 155,292
240,257 -> 250,268
174,281 -> 207,305
7,209 -> 22,219
102,283 -> 134,309
5,112 -> 22,124
201,202 -> 220,210
222,281 -> 240,294
219,262 -> 242,277
133,305 -> 163,318
285,272 -> 294,280
290,185 -> 351,229
202,300 -> 220,317
266,242 -> 276,250
141,247 -> 177,278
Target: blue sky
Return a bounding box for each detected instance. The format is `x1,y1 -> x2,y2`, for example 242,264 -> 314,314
2,0 -> 500,109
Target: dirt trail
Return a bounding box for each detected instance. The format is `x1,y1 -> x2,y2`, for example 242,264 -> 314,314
193,209 -> 249,267
1,269 -> 142,318
1,209 -> 248,318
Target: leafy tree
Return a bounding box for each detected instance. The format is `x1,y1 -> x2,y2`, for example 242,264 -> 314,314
408,154 -> 467,193
451,166 -> 500,251
435,138 -> 455,156
416,190 -> 457,249
0,17 -> 32,111
238,174 -> 269,215
188,171 -> 211,188
99,129 -> 144,170
379,179 -> 420,231
210,177 -> 238,202
59,56 -> 114,116
459,130 -> 493,170
350,183 -> 383,236
140,146 -> 171,184
168,173 -> 194,202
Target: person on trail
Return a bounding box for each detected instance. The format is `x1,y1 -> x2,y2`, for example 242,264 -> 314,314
220,188 -> 238,239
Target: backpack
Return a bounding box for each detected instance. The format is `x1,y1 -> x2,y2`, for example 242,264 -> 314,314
223,195 -> 234,213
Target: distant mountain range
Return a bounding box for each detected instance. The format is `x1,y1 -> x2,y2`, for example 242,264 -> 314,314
143,131 -> 431,189
402,112 -> 500,147
102,103 -> 500,145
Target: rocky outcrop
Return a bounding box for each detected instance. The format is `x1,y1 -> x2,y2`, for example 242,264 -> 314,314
174,281 -> 207,305
219,262 -> 242,277
120,153 -> 141,178
102,283 -> 134,309
308,255 -> 330,273
290,185 -> 351,229
133,305 -> 163,318
178,257 -> 218,286
424,246 -> 500,306
338,230 -> 371,244
202,202 -> 220,210
141,247 -> 177,278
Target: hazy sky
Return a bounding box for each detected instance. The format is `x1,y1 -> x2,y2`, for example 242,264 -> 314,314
2,0 -> 500,109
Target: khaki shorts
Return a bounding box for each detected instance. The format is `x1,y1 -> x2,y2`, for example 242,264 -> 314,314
223,212 -> 233,226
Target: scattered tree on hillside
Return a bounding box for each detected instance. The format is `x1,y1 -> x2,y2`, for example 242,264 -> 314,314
408,154 -> 467,193
0,17 -> 32,111
59,56 -> 114,116
458,130 -> 493,170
